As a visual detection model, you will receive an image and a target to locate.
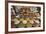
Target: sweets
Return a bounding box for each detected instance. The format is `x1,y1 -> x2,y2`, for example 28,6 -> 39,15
22,20 -> 27,24
14,18 -> 20,24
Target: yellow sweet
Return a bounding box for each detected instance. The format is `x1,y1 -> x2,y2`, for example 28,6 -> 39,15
26,18 -> 30,21
14,18 -> 20,24
20,18 -> 24,21
29,20 -> 34,24
34,20 -> 39,24
22,20 -> 27,24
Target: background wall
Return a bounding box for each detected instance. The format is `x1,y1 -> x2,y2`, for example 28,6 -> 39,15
0,0 -> 46,34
